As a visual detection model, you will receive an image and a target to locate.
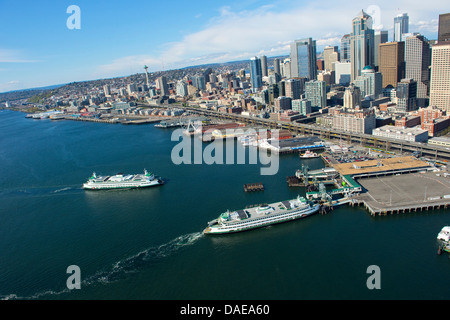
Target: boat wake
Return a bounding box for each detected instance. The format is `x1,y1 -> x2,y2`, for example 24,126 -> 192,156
0,231 -> 203,300
52,187 -> 76,193
85,231 -> 203,285
0,185 -> 82,197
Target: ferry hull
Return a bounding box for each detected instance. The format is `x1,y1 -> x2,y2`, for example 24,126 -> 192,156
204,204 -> 319,235
83,179 -> 163,190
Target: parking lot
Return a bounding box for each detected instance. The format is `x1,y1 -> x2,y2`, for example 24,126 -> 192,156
356,172 -> 450,209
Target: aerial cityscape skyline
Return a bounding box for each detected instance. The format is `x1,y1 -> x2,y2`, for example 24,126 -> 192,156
2,1 -> 450,304
0,0 -> 446,93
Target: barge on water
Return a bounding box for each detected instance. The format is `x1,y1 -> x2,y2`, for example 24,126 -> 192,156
203,196 -> 320,235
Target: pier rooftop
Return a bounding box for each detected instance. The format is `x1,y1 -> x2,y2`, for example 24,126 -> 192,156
353,171 -> 450,215
332,156 -> 431,177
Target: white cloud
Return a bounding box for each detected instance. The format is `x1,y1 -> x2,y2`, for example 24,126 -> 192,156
0,80 -> 21,93
0,49 -> 39,63
94,0 -> 445,77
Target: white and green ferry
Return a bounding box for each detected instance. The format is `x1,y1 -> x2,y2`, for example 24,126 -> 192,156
203,196 -> 320,235
83,169 -> 163,190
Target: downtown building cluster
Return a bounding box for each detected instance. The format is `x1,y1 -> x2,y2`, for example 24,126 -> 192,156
12,10 -> 450,147
244,10 -> 450,145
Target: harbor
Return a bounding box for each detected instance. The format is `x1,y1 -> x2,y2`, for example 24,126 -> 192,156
2,109 -> 450,300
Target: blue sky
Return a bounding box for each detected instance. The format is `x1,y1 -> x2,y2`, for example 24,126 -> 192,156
0,0 -> 446,92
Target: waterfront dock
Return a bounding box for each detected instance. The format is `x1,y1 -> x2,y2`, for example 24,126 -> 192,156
351,171 -> 450,216
120,118 -> 161,125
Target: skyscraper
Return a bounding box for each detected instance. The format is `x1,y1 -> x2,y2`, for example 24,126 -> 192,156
290,38 -> 317,80
305,80 -> 326,109
157,76 -> 169,97
176,80 -> 188,97
323,46 -> 339,71
353,65 -> 383,100
284,78 -> 305,100
374,30 -> 388,68
340,34 -> 351,61
192,75 -> 206,90
250,56 -> 263,92
281,58 -> 291,78
405,34 -> 431,107
379,41 -> 405,88
260,55 -> 268,77
343,84 -> 361,109
103,84 -> 111,97
429,42 -> 450,113
438,13 -> 450,43
396,78 -> 417,113
350,10 -> 375,81
394,13 -> 409,42
273,58 -> 281,75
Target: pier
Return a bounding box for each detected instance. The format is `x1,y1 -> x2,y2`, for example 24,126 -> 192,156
351,171 -> 450,216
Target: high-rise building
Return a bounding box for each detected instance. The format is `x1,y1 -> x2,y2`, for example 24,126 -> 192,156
268,84 -> 280,106
284,78 -> 305,100
350,10 -> 375,81
273,58 -> 281,75
209,73 -> 217,83
157,76 -> 169,97
340,34 -> 351,61
343,84 -> 361,109
438,13 -> 450,43
274,96 -> 292,111
127,83 -> 137,95
250,56 -> 263,92
429,42 -> 450,113
192,75 -> 206,90
334,61 -> 352,85
379,41 -> 405,88
176,80 -> 188,97
292,98 -> 311,115
396,78 -> 417,113
394,13 -> 409,42
323,46 -> 339,71
405,34 -> 431,107
260,55 -> 268,77
353,65 -> 383,99
103,85 -> 111,97
290,38 -> 317,80
281,58 -> 291,78
374,30 -> 388,68
305,80 -> 326,109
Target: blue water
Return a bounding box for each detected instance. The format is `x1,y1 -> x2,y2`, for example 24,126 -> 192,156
0,109 -> 449,300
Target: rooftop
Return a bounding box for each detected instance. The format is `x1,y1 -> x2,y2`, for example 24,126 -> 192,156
332,156 -> 431,176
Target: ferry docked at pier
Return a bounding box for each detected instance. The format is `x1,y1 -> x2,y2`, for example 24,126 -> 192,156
82,169 -> 163,190
203,196 -> 320,234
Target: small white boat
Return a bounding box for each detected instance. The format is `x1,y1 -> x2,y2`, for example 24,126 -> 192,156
299,150 -> 319,159
437,226 -> 450,242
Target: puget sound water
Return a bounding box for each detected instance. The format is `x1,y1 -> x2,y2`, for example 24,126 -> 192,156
0,109 -> 449,300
